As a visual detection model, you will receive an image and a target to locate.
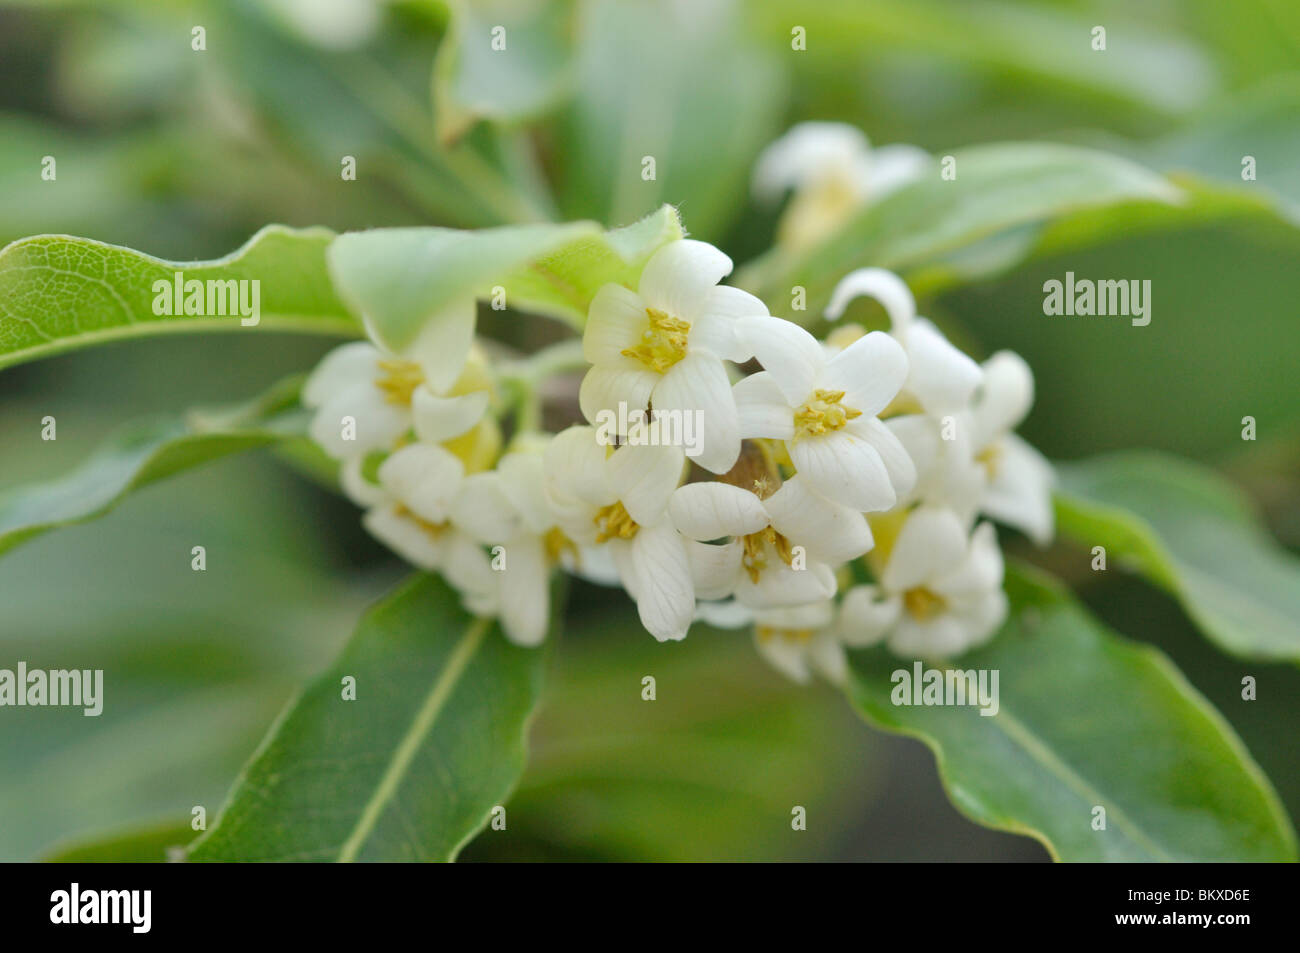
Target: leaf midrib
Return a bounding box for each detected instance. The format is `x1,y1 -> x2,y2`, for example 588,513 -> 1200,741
336,616 -> 492,862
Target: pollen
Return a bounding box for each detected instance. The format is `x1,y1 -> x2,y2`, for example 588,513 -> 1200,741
975,443 -> 1002,479
594,501 -> 639,542
375,359 -> 425,406
741,526 -> 795,583
621,307 -> 691,374
902,586 -> 947,621
792,388 -> 861,440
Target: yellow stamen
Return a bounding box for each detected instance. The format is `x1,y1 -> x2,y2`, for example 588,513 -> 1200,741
903,586 -> 947,621
621,307 -> 691,374
394,503 -> 447,541
756,625 -> 814,644
594,501 -> 639,542
741,526 -> 795,583
976,443 -> 1001,480
543,526 -> 578,564
374,359 -> 425,406
793,388 -> 861,440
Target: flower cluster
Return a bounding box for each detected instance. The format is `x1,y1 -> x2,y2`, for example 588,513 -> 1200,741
303,130 -> 1051,683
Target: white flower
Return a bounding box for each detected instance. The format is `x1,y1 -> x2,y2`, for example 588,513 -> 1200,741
670,473 -> 869,609
825,268 -> 981,418
732,316 -> 916,511
754,601 -> 846,685
965,351 -> 1055,545
841,507 -> 1007,658
543,424 -> 694,642
753,122 -> 929,249
302,341 -> 488,459
579,239 -> 769,475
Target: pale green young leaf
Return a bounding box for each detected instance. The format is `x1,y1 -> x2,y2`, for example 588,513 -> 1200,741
845,564 -> 1296,862
0,226 -> 359,371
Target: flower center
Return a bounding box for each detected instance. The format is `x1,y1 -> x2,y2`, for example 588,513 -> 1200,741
394,503 -> 447,541
741,526 -> 795,583
593,501 -> 639,542
621,307 -> 691,374
375,359 -> 425,406
902,586 -> 947,621
793,389 -> 861,440
975,443 -> 1001,479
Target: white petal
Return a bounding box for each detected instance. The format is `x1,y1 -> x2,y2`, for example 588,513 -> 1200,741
974,350 -> 1034,445
881,506 -> 968,592
685,539 -> 743,600
399,296 -> 476,393
694,598 -> 754,629
690,285 -> 768,362
838,585 -> 901,647
763,474 -> 873,565
583,283 -> 649,364
886,414 -> 940,504
888,614 -> 969,659
498,535 -> 550,646
363,504 -> 444,570
752,121 -> 869,201
339,455 -> 386,508
496,451 -> 553,534
670,482 -> 769,541
847,416 -> 917,500
624,522 -> 695,642
733,371 -> 795,440
579,360 -> 659,426
452,472 -> 523,543
411,387 -> 488,444
980,433 -> 1055,545
441,532 -> 498,617
736,316 -> 824,404
865,144 -> 930,198
900,319 -> 982,417
303,341 -> 380,408
653,352 -> 740,475
824,267 -> 916,328
377,443 -> 464,523
562,542 -> 621,587
544,425 -> 616,508
789,429 -> 896,512
735,557 -> 836,609
606,442 -> 684,526
753,630 -> 811,683
821,330 -> 909,418
638,239 -> 732,320
311,383 -> 408,458
807,630 -> 849,686
932,521 -> 1004,600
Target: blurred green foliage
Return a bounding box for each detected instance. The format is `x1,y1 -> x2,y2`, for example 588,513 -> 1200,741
1,0 -> 1297,860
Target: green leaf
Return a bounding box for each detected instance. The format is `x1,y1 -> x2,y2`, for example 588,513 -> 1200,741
556,0 -> 782,240
0,377 -> 308,559
187,575 -> 548,862
326,204 -> 682,352
845,564 -> 1296,862
0,225 -> 359,371
1055,452 -> 1300,662
433,0 -> 576,144
43,819 -> 195,863
739,143 -> 1181,313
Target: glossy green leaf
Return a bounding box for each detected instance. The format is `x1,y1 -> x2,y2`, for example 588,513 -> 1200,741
326,203 -> 682,351
739,143 -> 1181,313
187,575 -> 548,862
433,0 -> 576,143
0,226 -> 358,371
556,0 -> 782,240
845,565 -> 1296,862
1056,452 -> 1300,662
0,377 -> 309,559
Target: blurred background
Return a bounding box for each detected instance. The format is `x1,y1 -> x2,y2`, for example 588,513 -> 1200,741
0,0 -> 1297,861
